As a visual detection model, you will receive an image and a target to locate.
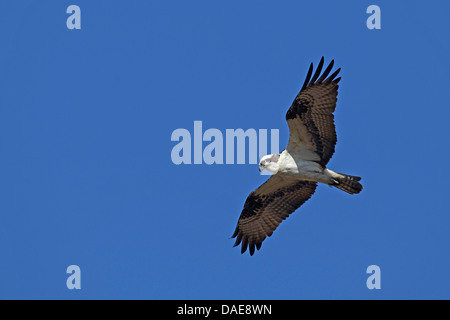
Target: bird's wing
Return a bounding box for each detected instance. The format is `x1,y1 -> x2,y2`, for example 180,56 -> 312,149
285,57 -> 341,167
232,173 -> 317,255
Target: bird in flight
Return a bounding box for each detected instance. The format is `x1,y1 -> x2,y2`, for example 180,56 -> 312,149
232,57 -> 363,255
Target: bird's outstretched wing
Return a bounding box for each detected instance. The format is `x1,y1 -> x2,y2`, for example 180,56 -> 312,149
232,174 -> 317,255
285,57 -> 341,167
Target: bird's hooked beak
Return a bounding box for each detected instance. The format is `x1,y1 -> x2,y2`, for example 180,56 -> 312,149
259,166 -> 262,173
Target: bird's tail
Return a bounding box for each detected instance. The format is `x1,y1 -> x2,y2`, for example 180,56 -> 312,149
329,171 -> 363,195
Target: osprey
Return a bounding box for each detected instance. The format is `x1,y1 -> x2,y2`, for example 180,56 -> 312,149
232,57 -> 363,256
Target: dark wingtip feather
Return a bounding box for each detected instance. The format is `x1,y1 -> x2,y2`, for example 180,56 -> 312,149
241,236 -> 248,254
320,56 -> 325,65
301,62 -> 314,91
249,242 -> 255,256
233,230 -> 242,247
310,57 -> 324,84
326,67 -> 341,83
317,59 -> 334,83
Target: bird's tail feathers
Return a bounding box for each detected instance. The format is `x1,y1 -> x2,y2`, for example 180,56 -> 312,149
330,171 -> 363,195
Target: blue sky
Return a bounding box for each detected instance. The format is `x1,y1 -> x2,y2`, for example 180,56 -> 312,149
0,0 -> 449,299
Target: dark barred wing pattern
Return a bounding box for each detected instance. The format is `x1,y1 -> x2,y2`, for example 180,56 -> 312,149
232,174 -> 317,255
286,57 -> 341,167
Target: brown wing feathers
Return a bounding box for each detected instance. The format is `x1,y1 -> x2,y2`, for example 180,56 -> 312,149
286,57 -> 340,167
232,177 -> 317,255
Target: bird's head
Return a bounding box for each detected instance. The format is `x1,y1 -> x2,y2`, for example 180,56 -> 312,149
259,154 -> 280,174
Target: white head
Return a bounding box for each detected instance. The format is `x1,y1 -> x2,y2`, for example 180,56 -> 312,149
259,154 -> 280,174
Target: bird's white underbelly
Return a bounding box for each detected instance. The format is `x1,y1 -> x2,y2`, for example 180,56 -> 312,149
278,151 -> 330,183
